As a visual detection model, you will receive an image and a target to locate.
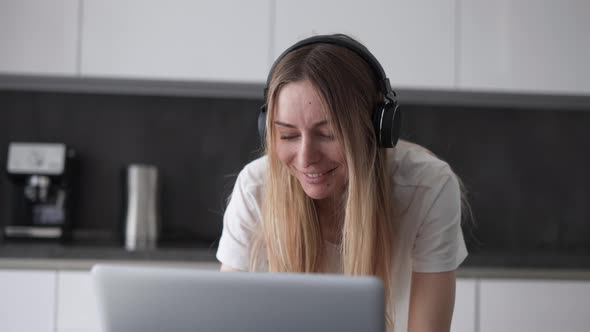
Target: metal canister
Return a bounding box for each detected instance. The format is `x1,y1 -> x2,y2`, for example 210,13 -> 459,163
124,164 -> 159,251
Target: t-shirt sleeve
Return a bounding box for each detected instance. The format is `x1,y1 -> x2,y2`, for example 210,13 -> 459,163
412,171 -> 468,273
216,169 -> 261,271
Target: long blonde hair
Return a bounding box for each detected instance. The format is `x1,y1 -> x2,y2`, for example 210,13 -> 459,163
251,41 -> 397,330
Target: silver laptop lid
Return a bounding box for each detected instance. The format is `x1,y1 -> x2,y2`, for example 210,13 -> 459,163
91,264 -> 385,332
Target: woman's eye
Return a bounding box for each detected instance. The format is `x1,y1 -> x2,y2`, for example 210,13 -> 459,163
280,135 -> 298,140
278,133 -> 333,141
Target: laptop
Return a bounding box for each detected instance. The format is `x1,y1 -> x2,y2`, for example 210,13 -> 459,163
91,263 -> 384,332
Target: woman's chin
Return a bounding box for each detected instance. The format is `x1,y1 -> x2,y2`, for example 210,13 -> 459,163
304,191 -> 330,200
295,174 -> 344,201
300,184 -> 333,200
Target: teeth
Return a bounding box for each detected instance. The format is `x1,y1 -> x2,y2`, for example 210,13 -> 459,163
306,172 -> 324,178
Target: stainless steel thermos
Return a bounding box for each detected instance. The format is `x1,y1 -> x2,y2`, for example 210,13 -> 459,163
124,164 -> 159,251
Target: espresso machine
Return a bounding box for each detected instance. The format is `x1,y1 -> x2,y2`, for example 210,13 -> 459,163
3,142 -> 78,242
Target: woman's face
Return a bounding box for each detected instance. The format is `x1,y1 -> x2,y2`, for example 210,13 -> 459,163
274,80 -> 347,201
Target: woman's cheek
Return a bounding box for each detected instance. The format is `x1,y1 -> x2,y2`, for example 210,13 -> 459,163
275,143 -> 294,166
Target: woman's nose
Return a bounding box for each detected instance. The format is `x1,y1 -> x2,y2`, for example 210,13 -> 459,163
298,136 -> 321,167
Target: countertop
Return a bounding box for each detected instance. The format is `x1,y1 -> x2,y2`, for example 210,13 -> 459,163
1,242 -> 589,280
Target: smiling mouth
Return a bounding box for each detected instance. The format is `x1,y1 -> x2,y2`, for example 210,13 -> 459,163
303,168 -> 336,178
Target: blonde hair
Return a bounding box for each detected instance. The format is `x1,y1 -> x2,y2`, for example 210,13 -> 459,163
251,41 -> 397,330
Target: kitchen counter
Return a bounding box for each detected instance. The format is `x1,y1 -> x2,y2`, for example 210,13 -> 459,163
1,242 -> 589,280
0,242 -> 217,262
0,242 -> 217,269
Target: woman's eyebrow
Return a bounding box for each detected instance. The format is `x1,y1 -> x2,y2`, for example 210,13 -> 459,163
274,120 -> 328,128
273,121 -> 296,128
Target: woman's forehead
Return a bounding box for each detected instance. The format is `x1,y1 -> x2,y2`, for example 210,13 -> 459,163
275,80 -> 331,122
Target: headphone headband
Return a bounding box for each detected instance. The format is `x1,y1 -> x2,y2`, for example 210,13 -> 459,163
265,34 -> 396,102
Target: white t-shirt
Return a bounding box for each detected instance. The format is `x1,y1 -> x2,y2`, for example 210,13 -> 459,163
216,141 -> 468,332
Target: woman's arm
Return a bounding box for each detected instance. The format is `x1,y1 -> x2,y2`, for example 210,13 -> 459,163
408,271 -> 457,332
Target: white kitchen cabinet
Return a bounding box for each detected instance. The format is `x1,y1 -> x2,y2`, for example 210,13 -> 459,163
56,271 -> 102,332
81,0 -> 271,83
451,278 -> 476,332
479,278 -> 590,332
273,0 -> 456,90
55,262 -> 220,332
0,270 -> 57,332
0,0 -> 79,76
459,0 -> 590,95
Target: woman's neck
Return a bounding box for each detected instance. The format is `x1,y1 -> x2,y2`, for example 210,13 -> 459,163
315,199 -> 343,245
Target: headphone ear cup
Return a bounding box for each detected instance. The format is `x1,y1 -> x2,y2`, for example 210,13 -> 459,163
372,103 -> 385,147
258,105 -> 267,145
372,101 -> 401,148
388,102 -> 401,148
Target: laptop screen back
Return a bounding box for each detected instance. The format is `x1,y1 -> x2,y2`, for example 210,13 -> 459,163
91,264 -> 385,332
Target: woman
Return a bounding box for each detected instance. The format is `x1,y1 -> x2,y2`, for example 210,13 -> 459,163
216,34 -> 468,332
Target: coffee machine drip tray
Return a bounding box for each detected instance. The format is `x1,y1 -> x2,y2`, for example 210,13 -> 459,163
4,226 -> 63,239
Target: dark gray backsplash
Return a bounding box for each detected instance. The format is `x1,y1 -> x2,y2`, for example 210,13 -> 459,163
1,90 -> 589,256
0,91 -> 262,247
401,104 -> 590,256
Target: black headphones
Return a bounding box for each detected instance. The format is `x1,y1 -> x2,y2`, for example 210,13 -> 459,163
258,34 -> 401,148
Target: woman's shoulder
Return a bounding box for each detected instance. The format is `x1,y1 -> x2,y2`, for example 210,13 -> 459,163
236,155 -> 268,190
388,140 -> 456,189
388,141 -> 462,237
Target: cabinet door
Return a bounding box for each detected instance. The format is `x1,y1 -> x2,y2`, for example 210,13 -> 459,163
0,270 -> 57,332
460,0 -> 590,95
0,0 -> 79,75
55,263 -> 220,332
479,279 -> 590,332
56,271 -> 102,332
274,0 -> 456,90
81,0 -> 271,83
451,278 -> 476,332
